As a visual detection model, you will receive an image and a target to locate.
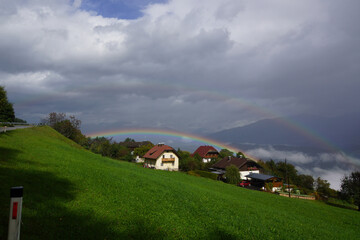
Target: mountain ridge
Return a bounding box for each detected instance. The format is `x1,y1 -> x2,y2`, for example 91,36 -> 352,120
208,114 -> 360,148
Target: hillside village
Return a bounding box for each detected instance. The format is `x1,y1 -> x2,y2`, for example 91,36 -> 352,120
135,142 -> 289,195
49,115 -> 358,205
1,111 -> 359,206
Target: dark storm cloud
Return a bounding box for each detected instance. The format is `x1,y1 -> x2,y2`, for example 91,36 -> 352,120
0,0 -> 359,133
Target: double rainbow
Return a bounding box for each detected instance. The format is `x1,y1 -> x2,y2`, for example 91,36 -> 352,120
86,128 -> 259,160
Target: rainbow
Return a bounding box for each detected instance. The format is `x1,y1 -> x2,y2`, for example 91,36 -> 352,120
12,82 -> 347,154
86,128 -> 259,161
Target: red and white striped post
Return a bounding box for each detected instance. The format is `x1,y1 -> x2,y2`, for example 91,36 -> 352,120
8,186 -> 23,240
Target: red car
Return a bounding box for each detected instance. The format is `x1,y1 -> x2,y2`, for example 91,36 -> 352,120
237,180 -> 251,187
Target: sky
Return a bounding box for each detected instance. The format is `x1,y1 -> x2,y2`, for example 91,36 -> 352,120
1,0 -> 360,189
1,0 -> 360,135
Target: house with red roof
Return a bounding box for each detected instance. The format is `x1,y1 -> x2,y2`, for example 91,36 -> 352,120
143,143 -> 179,171
192,146 -> 220,163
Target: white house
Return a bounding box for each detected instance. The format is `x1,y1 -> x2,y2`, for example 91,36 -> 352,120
192,146 -> 220,163
143,143 -> 179,171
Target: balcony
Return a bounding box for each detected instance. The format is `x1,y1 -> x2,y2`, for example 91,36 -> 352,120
162,158 -> 175,162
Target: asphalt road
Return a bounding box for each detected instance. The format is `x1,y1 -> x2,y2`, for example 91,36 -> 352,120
1,125 -> 33,133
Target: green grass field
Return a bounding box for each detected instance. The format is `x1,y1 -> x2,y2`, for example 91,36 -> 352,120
1,127 -> 359,239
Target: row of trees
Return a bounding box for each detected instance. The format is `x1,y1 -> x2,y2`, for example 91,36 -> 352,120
258,159 -> 336,196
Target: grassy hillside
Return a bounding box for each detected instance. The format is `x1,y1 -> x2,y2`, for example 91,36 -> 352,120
0,127 -> 359,239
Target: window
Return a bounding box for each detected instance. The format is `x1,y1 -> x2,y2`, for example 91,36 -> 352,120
172,162 -> 174,166
161,162 -> 163,166
163,155 -> 165,158
170,154 -> 173,158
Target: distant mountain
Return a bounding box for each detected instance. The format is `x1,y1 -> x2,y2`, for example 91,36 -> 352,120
208,114 -> 360,149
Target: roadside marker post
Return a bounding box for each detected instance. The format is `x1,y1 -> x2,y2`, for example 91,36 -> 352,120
8,186 -> 23,240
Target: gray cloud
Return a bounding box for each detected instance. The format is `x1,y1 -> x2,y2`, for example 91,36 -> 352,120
0,0 -> 359,135
246,146 -> 360,190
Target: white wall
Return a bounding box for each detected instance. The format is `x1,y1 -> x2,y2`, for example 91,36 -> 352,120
202,158 -> 212,163
154,151 -> 179,171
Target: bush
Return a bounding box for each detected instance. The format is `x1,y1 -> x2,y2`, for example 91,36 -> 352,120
265,182 -> 274,192
225,165 -> 240,185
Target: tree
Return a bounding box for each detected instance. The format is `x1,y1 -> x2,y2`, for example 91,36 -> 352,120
133,143 -> 154,157
225,165 -> 240,184
236,151 -> 246,158
14,118 -> 27,123
219,149 -> 234,159
0,86 -> 15,122
275,161 -> 298,184
340,171 -> 360,211
42,112 -> 66,126
295,174 -> 314,192
124,138 -> 135,143
177,150 -> 203,171
315,177 -> 332,198
43,112 -> 86,144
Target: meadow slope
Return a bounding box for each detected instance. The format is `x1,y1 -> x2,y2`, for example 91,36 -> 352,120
0,127 -> 359,239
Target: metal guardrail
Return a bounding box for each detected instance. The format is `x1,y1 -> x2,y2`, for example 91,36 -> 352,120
1,123 -> 36,133
0,122 -> 35,126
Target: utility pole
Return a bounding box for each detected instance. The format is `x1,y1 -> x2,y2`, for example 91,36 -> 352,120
285,159 -> 290,198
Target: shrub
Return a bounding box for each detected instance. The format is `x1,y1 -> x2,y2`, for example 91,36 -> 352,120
225,165 -> 240,185
265,182 -> 274,192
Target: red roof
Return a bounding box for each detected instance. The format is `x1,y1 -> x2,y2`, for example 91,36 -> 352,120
143,144 -> 175,160
192,146 -> 219,158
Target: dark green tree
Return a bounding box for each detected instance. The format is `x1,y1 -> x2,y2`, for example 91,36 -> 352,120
44,112 -> 86,145
340,171 -> 360,211
219,149 -> 234,159
275,161 -> 298,184
133,143 -> 154,157
14,118 -> 27,123
315,177 -> 332,198
0,86 -> 15,122
295,174 -> 314,191
236,151 -> 246,158
225,164 -> 240,184
124,138 -> 135,143
177,150 -> 203,171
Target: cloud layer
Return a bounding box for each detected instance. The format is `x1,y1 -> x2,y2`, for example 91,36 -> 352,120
1,0 -> 360,134
246,146 -> 360,189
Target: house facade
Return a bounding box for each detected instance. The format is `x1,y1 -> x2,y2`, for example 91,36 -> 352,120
192,146 -> 219,163
211,156 -> 260,179
143,144 -> 179,171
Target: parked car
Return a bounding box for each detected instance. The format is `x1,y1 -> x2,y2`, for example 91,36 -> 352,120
237,180 -> 251,187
